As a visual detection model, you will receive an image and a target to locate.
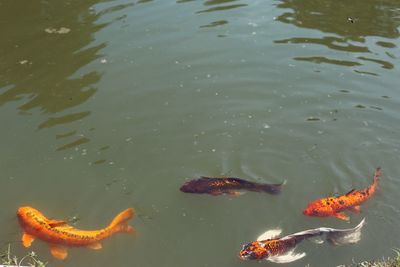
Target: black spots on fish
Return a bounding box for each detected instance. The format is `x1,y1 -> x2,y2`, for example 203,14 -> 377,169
339,200 -> 345,205
325,198 -> 335,206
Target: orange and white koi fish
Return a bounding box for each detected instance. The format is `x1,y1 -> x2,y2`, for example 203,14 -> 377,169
303,168 -> 381,221
180,177 -> 285,196
17,206 -> 135,260
239,219 -> 365,263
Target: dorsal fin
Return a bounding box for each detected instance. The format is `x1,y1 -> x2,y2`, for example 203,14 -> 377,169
345,189 -> 355,195
48,219 -> 67,227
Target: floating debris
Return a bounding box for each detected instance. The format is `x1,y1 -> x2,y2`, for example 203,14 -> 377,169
355,104 -> 366,108
44,27 -> 71,34
307,117 -> 320,121
93,159 -> 106,165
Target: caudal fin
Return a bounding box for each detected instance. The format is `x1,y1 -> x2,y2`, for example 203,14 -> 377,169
326,218 -> 365,245
109,208 -> 135,234
373,167 -> 381,184
259,180 -> 286,194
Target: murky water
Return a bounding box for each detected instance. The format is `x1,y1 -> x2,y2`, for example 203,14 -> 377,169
1,0 -> 400,266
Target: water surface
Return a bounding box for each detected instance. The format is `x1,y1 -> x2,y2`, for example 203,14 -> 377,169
1,0 -> 400,266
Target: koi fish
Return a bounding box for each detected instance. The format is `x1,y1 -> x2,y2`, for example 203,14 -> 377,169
180,177 -> 285,196
17,206 -> 135,260
239,218 -> 365,263
303,168 -> 381,221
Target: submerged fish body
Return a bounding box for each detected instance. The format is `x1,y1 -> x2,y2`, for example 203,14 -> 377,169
239,219 -> 365,263
303,168 -> 381,221
17,206 -> 135,260
180,177 -> 284,196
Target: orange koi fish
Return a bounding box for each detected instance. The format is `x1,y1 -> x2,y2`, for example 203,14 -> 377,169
180,177 -> 285,196
239,219 -> 365,263
17,206 -> 135,260
303,168 -> 381,221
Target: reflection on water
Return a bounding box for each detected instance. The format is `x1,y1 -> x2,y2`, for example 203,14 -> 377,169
200,20 -> 229,28
0,1 -> 127,151
274,0 -> 400,73
178,0 -> 247,28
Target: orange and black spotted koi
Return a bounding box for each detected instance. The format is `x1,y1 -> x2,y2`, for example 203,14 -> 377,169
17,206 -> 135,260
180,177 -> 285,196
303,167 -> 381,221
239,219 -> 365,263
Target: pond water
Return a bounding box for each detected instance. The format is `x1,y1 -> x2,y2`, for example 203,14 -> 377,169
1,0 -> 400,266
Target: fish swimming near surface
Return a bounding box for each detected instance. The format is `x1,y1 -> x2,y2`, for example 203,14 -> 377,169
303,167 -> 381,221
180,177 -> 285,196
17,206 -> 135,260
239,218 -> 365,263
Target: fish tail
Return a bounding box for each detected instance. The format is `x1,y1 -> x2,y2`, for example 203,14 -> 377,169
326,218 -> 365,245
108,208 -> 135,234
373,167 -> 381,185
258,180 -> 286,194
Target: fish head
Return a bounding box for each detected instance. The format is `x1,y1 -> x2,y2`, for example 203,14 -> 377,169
17,206 -> 33,222
303,199 -> 332,217
17,206 -> 45,229
239,241 -> 269,260
180,178 -> 209,193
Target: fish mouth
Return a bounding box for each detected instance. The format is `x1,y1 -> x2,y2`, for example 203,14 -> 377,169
179,185 -> 193,193
238,252 -> 249,260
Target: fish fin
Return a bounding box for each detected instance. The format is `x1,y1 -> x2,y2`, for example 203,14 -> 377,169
334,212 -> 350,221
346,189 -> 356,196
22,233 -> 35,247
49,244 -> 68,260
227,191 -> 243,196
210,190 -> 223,196
257,229 -> 282,241
109,208 -> 135,233
87,242 -> 102,250
373,167 -> 381,183
327,218 -> 365,245
310,236 -> 324,244
268,250 -> 306,263
48,219 -> 67,227
349,205 -> 361,214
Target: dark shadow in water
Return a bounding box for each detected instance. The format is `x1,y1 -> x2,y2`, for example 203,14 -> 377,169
137,0 -> 154,3
0,1 -> 130,151
294,56 -> 362,67
274,0 -> 400,72
200,20 -> 229,28
177,0 -> 247,28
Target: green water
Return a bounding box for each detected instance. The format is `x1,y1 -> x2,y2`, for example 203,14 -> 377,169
1,0 -> 399,266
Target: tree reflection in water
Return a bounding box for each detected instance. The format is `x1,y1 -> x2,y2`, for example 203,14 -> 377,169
274,0 -> 399,74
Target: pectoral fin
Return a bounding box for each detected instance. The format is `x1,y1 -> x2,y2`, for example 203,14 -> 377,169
268,250 -> 306,263
227,191 -> 243,196
48,219 -> 67,227
87,242 -> 102,250
50,244 -> 68,260
22,233 -> 35,247
334,212 -> 349,221
349,205 -> 361,214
